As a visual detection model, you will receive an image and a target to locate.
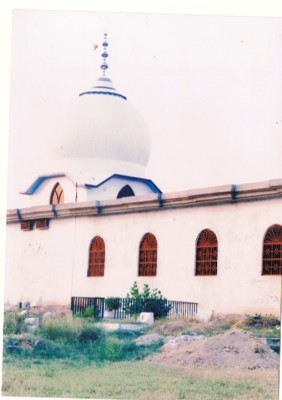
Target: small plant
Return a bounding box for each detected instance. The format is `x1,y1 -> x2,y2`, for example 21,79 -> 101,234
105,297 -> 120,311
244,313 -> 280,328
74,306 -> 97,319
84,306 -> 95,318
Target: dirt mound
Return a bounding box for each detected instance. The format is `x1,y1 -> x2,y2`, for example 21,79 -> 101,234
147,328 -> 279,370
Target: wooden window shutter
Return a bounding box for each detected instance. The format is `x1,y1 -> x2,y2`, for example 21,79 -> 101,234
36,219 -> 49,230
20,221 -> 33,231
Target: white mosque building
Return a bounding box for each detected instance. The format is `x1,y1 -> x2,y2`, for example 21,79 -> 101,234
5,34 -> 282,317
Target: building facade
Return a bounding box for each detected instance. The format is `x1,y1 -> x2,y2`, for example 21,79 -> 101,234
5,34 -> 282,317
5,179 -> 282,316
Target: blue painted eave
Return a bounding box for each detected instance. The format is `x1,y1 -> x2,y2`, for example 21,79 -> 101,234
22,173 -> 162,196
22,174 -> 66,195
84,174 -> 162,194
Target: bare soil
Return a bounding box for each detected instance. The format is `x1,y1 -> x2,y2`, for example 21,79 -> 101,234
147,328 -> 279,370
19,304 -> 73,320
9,306 -> 280,371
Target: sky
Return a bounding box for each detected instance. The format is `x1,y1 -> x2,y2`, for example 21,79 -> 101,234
6,9 -> 282,208
3,4 -> 282,209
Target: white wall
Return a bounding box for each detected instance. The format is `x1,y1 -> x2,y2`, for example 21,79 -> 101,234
21,176 -> 78,208
86,178 -> 156,201
4,218 -> 75,305
5,197 -> 282,315
21,175 -> 157,208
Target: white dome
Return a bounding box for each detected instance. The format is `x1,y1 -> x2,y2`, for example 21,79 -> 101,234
49,82 -> 151,175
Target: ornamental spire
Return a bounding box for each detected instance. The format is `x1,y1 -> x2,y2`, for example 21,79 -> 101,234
100,33 -> 109,76
79,33 -> 127,100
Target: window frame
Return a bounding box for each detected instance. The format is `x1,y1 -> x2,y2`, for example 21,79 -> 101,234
20,220 -> 33,231
87,236 -> 106,277
36,219 -> 49,230
138,233 -> 158,277
117,185 -> 135,199
262,224 -> 282,275
195,229 -> 218,276
50,182 -> 64,205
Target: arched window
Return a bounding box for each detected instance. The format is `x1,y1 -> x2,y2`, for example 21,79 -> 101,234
117,185 -> 135,199
262,224 -> 282,275
195,229 -> 218,276
88,236 -> 105,277
50,183 -> 64,205
138,233 -> 158,276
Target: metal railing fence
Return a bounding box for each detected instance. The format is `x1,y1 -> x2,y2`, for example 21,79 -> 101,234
71,296 -> 198,319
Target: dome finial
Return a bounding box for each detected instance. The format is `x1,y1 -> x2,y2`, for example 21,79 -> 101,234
100,33 -> 109,76
79,33 -> 127,100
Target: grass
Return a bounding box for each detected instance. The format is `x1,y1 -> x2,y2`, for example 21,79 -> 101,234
2,312 -> 280,399
182,323 -> 233,337
3,321 -> 161,363
2,358 -> 279,399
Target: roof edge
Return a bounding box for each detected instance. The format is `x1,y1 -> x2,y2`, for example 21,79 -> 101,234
8,178 -> 282,224
21,173 -> 162,195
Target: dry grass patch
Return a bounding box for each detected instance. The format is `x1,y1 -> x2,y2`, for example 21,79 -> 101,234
2,359 -> 279,399
152,314 -> 245,337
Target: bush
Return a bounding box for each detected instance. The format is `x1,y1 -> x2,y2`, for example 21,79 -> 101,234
79,325 -> 104,343
74,306 -> 96,319
84,306 -> 95,318
40,318 -> 82,344
3,312 -> 25,335
105,297 -> 120,311
3,314 -> 163,363
102,336 -> 124,361
32,339 -> 65,359
126,282 -> 171,319
244,314 -> 280,328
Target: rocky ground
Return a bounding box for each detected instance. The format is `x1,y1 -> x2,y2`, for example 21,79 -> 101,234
145,328 -> 279,370
4,306 -> 280,371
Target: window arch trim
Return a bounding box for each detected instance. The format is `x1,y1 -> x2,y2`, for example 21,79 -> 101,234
117,185 -> 135,199
195,229 -> 218,276
50,182 -> 64,205
88,236 -> 105,277
262,224 -> 282,275
138,232 -> 158,277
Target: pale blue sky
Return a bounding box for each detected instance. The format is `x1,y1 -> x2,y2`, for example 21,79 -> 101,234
2,3 -> 282,210
6,10 -> 282,208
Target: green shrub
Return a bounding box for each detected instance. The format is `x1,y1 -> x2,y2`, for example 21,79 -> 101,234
40,318 -> 82,344
3,311 -> 163,363
103,336 -> 123,361
244,314 -> 280,328
74,306 -> 96,319
32,339 -> 65,359
125,282 -> 171,319
84,306 -> 95,318
105,297 -> 121,311
4,337 -> 24,355
3,313 -> 25,335
79,325 -> 104,343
